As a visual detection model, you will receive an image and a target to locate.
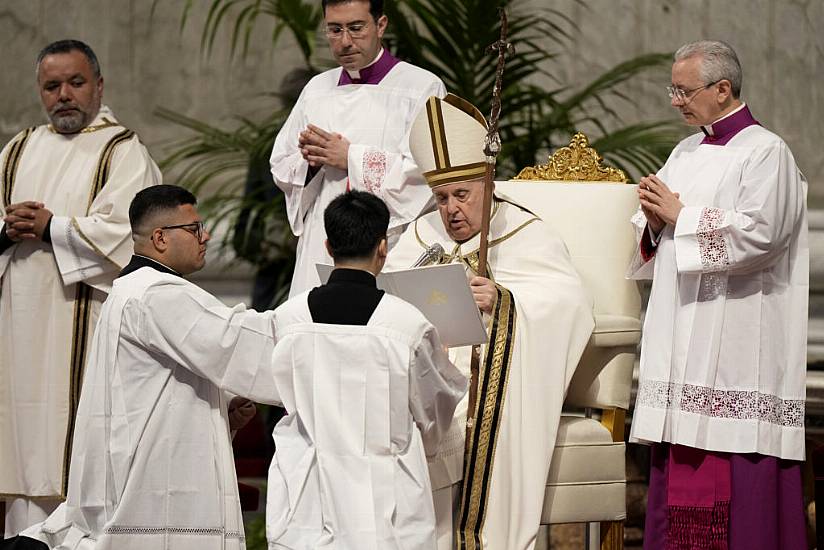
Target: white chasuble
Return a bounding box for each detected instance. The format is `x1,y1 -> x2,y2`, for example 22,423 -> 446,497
22,265 -> 279,549
628,126 -> 808,460
0,106 -> 160,499
266,292 -> 466,550
386,197 -> 594,550
269,63 -> 445,297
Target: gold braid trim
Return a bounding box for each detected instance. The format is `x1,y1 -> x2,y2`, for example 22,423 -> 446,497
62,282 -> 93,496
457,285 -> 516,550
61,128 -> 133,496
2,127 -> 36,206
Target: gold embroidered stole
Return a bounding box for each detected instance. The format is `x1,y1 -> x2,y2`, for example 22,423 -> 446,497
2,127 -> 36,205
457,282 -> 516,550
61,128 -> 135,495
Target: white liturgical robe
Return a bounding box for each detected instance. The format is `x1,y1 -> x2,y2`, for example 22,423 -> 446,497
387,196 -> 594,550
628,122 -> 809,460
269,58 -> 445,297
21,262 -> 280,549
265,290 -> 467,550
0,106 -> 160,503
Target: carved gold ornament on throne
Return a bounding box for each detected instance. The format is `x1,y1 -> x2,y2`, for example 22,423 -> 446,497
514,132 -> 629,183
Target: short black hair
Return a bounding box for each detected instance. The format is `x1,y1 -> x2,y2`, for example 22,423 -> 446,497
322,0 -> 384,19
36,39 -> 101,79
129,185 -> 197,235
324,190 -> 389,260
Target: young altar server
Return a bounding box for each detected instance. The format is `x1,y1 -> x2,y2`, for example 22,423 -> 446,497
265,190 -> 467,550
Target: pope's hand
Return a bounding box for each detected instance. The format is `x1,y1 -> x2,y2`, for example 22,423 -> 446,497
228,397 -> 257,432
470,276 -> 497,315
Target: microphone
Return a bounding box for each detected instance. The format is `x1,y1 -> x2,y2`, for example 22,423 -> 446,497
411,243 -> 445,267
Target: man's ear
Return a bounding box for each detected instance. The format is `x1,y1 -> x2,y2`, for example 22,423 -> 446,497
716,79 -> 733,104
324,239 -> 335,259
152,228 -> 169,252
376,14 -> 388,38
378,237 -> 388,260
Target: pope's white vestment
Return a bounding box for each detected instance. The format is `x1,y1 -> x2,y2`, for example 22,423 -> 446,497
21,262 -> 280,549
269,59 -> 445,297
628,123 -> 809,460
0,106 -> 160,530
265,289 -> 467,550
386,196 -> 594,550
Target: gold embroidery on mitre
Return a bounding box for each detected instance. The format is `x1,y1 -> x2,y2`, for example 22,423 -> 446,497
514,132 -> 629,183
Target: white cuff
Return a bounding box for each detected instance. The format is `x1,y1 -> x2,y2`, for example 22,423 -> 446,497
51,216 -> 111,286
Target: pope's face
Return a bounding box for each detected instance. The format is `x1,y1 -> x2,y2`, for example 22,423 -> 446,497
324,0 -> 387,72
670,55 -> 722,127
434,179 -> 485,243
37,50 -> 103,134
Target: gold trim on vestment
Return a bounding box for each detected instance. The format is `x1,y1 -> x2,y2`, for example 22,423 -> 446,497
88,129 -> 134,210
457,285 -> 516,550
60,127 -> 133,497
2,127 -> 36,206
71,218 -> 123,270
47,117 -> 120,135
63,282 -> 93,496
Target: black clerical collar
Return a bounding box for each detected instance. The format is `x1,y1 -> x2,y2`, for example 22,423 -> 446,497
119,255 -> 182,278
327,267 -> 378,287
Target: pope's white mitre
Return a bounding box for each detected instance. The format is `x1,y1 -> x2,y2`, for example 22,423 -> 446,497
409,93 -> 489,188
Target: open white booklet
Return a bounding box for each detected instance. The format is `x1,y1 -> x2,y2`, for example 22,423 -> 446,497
316,263 -> 488,348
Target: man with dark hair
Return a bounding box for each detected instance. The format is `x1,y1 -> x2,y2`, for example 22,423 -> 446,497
0,39 -> 160,535
12,185 -> 280,549
265,190 -> 466,549
270,0 -> 445,298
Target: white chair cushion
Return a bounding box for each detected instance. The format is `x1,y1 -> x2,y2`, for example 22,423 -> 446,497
542,416 -> 626,524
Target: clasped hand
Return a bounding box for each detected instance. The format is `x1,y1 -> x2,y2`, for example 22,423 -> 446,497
299,124 -> 350,171
3,201 -> 52,241
637,175 -> 682,233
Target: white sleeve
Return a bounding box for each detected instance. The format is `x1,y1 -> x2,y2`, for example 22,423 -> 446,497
139,283 -> 282,405
408,324 -> 468,456
347,78 -> 447,229
269,91 -> 323,237
51,137 -> 161,290
50,216 -> 115,285
673,141 -> 806,274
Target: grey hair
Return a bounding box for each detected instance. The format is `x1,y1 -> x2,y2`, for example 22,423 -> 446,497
674,40 -> 742,98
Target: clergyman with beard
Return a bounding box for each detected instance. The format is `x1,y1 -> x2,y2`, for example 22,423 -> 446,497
0,39 -> 160,537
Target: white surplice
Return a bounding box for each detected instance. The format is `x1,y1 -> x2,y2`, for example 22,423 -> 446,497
22,264 -> 280,549
386,196 -> 594,550
0,106 -> 160,506
265,291 -> 467,550
628,125 -> 809,460
269,63 -> 445,297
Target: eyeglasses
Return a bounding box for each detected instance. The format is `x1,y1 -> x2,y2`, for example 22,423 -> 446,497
325,21 -> 370,40
666,80 -> 720,103
160,221 -> 205,242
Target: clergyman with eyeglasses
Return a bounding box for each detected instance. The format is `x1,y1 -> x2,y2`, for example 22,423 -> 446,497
628,40 -> 808,548
10,184 -> 282,549
269,0 -> 446,298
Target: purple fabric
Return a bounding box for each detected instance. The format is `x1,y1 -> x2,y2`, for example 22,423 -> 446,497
699,105 -> 759,146
644,443 -> 807,550
336,49 -> 401,86
728,453 -> 807,550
